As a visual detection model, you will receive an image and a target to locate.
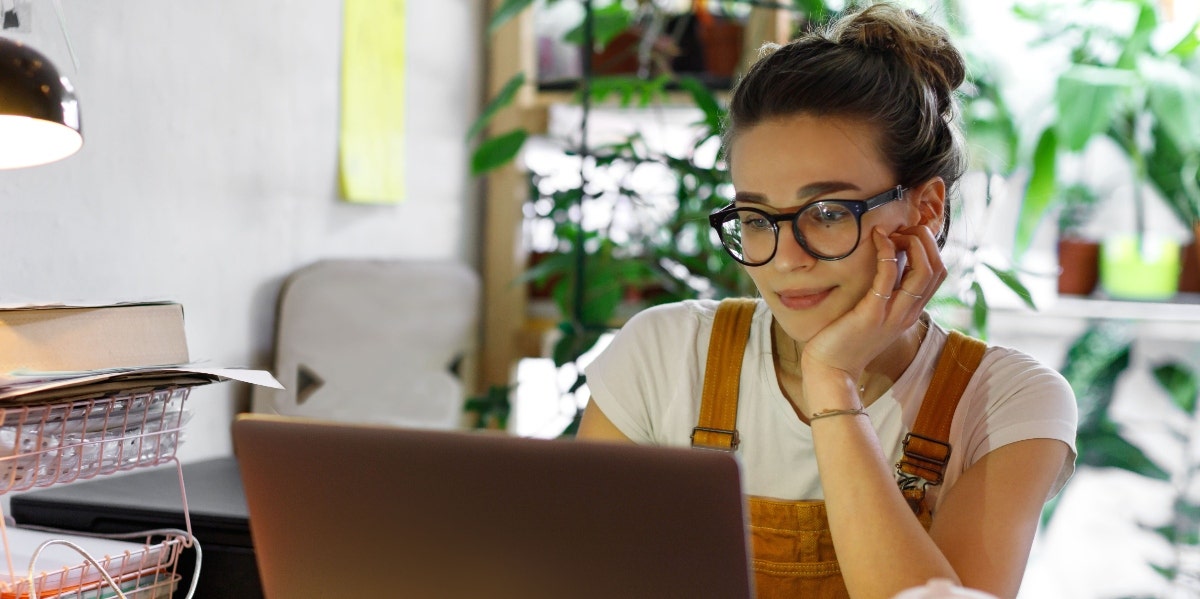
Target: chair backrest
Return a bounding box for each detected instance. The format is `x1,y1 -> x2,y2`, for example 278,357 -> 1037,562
251,259 -> 479,430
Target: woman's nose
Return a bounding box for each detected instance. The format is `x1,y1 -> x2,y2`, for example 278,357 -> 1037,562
771,226 -> 818,271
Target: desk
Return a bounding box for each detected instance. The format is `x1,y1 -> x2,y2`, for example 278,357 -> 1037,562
9,457 -> 261,599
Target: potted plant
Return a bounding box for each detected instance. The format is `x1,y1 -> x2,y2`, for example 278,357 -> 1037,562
1146,95 -> 1200,292
1013,0 -> 1200,300
1055,184 -> 1102,295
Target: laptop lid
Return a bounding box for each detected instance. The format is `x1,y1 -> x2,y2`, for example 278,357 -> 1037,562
232,414 -> 753,599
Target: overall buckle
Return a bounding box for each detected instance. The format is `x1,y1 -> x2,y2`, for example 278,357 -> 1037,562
691,426 -> 740,451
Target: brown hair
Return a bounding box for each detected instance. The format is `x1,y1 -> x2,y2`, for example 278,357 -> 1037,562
724,3 -> 967,246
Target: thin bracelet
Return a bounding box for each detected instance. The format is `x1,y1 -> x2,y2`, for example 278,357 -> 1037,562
809,408 -> 868,421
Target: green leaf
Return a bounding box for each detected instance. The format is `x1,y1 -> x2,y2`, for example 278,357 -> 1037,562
1055,65 -> 1136,152
559,407 -> 584,438
514,250 -> 574,285
1015,127 -> 1058,257
1145,520 -> 1200,546
467,72 -> 526,142
563,3 -> 633,50
568,373 -> 588,394
927,294 -> 968,311
1144,58 -> 1200,155
1061,323 -> 1132,430
1115,3 -> 1157,70
1076,427 -> 1170,480
551,324 -> 603,367
677,76 -> 724,133
1145,120 -> 1200,226
1176,497 -> 1200,521
488,0 -> 536,33
585,75 -> 672,108
1152,362 -> 1199,416
470,128 -> 528,176
1151,564 -> 1178,582
961,70 -> 1019,174
1167,21 -> 1200,60
791,0 -> 827,22
463,384 -> 512,430
982,263 -> 1037,310
1040,492 -> 1061,527
970,280 -> 988,339
1148,523 -> 1178,544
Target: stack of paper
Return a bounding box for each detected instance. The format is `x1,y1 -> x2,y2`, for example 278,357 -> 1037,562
0,525 -> 177,598
0,301 -> 283,597
0,364 -> 281,405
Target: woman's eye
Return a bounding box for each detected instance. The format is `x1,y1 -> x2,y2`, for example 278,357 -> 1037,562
740,215 -> 771,230
808,205 -> 851,224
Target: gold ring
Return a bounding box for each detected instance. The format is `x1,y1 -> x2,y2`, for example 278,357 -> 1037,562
898,289 -> 923,299
878,258 -> 899,263
872,291 -> 892,300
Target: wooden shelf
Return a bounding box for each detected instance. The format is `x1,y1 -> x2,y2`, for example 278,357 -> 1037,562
985,294 -> 1200,341
478,2 -> 796,389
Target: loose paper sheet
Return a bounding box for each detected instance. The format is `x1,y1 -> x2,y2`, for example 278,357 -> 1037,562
338,0 -> 407,204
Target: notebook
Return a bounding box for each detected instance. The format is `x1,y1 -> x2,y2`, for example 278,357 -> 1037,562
231,414 -> 754,599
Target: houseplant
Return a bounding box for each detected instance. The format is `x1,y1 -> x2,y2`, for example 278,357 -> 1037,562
1012,0 -> 1200,300
927,2 -> 1038,337
1047,321 -> 1200,596
473,0 -> 785,434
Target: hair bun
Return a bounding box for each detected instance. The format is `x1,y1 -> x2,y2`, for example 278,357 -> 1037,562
831,4 -> 965,116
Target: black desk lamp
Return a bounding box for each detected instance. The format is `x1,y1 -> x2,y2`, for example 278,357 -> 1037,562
0,35 -> 80,169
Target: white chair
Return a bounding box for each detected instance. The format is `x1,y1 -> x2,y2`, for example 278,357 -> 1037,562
251,259 -> 479,430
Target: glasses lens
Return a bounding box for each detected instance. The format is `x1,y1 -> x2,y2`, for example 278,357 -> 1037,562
718,209 -> 776,264
796,202 -> 859,258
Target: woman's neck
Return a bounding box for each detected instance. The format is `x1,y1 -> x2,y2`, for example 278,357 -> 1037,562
771,315 -> 929,408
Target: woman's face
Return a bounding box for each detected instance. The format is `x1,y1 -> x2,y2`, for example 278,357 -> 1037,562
727,114 -> 915,344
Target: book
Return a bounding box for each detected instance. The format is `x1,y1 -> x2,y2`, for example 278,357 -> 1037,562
0,303 -> 188,374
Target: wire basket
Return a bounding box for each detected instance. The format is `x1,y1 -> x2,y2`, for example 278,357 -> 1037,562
0,387 -> 192,495
0,528 -> 187,599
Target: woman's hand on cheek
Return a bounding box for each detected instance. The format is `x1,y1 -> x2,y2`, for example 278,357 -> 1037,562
799,225 -> 944,385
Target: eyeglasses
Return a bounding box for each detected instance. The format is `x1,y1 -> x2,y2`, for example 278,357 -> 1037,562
708,186 -> 907,265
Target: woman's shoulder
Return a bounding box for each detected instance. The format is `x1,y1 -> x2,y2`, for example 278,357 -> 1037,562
978,342 -> 1071,392
623,297 -> 765,333
922,321 -> 1068,388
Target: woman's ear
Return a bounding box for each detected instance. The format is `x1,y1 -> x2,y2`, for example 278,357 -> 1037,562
912,177 -> 946,232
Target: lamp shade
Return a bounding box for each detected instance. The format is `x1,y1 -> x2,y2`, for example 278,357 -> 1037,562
0,36 -> 81,169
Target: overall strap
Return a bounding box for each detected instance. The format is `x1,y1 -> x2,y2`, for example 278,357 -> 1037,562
897,330 -> 987,486
691,298 -> 759,451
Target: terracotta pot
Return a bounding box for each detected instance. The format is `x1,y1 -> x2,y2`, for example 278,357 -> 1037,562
526,251 -> 564,300
1179,224 -> 1200,294
698,18 -> 744,78
1057,237 -> 1100,296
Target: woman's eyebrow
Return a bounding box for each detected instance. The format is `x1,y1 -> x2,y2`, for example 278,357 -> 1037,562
796,181 -> 860,200
733,192 -> 768,204
733,181 -> 862,206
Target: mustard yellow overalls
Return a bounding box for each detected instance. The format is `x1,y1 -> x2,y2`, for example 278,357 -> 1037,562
691,298 -> 985,598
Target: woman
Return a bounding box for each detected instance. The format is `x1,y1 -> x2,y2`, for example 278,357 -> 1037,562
578,4 -> 1077,599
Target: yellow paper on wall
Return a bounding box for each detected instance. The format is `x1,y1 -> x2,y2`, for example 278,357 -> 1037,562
338,0 -> 405,204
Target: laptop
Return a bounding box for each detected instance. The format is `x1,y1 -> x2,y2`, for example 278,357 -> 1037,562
232,414 -> 753,599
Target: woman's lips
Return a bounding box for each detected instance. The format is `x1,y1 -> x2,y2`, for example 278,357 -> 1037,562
777,288 -> 833,310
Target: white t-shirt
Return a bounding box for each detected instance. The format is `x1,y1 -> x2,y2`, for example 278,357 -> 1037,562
584,299 -> 1078,511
